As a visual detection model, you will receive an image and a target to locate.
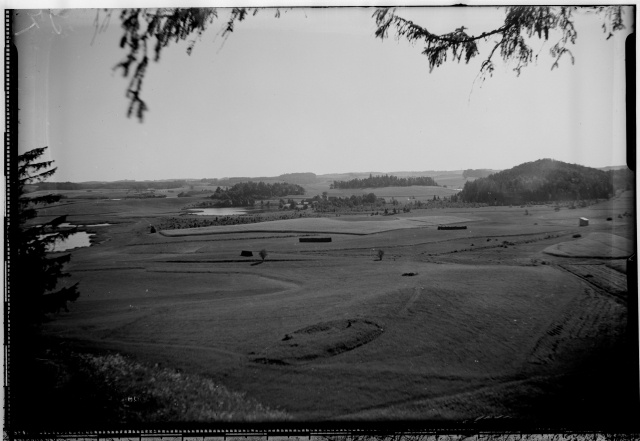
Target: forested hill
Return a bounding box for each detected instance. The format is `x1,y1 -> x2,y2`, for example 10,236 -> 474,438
458,159 -> 614,204
331,174 -> 438,189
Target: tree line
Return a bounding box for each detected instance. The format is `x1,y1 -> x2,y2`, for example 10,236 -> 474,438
35,180 -> 187,191
458,159 -> 614,204
462,169 -> 495,179
314,192 -> 383,211
330,174 -> 438,190
208,181 -> 305,207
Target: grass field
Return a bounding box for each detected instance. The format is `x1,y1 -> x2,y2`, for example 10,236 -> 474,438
300,184 -> 461,201
26,190 -> 637,427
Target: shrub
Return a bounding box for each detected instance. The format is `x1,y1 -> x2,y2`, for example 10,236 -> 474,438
150,225 -> 157,233
377,249 -> 385,261
573,234 -> 582,238
259,249 -> 268,262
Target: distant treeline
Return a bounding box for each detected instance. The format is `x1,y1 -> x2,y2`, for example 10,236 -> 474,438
462,169 -> 495,179
330,174 -> 438,189
36,180 -> 187,191
207,181 -> 305,207
459,159 -> 614,204
314,193 -> 383,212
157,211 -> 320,230
200,173 -> 317,187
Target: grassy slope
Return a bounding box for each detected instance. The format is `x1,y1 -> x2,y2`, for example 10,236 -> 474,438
30,191 -> 637,426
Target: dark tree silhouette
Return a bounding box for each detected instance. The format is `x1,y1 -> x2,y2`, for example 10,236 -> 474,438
15,147 -> 80,326
10,147 -> 80,430
458,158 -> 614,204
373,6 -> 626,78
112,6 -> 627,121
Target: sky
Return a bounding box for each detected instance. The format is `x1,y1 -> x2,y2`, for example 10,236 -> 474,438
13,5 -> 633,182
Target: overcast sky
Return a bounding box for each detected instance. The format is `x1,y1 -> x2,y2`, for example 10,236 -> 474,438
14,6 -> 633,182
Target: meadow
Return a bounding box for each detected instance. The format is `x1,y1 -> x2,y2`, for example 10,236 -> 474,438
30,187 -> 636,427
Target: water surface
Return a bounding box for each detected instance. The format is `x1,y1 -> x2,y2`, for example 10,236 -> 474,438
43,231 -> 95,252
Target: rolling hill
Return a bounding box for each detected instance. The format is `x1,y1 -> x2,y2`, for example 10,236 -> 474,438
458,159 -> 614,204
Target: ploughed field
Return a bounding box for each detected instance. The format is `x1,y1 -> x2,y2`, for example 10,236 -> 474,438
39,191 -> 635,423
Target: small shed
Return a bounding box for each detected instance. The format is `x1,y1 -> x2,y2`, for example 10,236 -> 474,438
579,217 -> 589,226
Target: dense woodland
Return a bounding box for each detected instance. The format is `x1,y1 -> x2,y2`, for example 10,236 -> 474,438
331,174 -> 438,189
207,181 -> 305,207
459,159 -> 615,204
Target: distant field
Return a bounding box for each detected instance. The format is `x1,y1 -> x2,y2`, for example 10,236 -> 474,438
26,186 -> 201,200
160,214 -> 475,236
34,190 -> 635,424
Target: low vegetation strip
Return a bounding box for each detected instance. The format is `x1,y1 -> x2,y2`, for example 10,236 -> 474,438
157,211 -> 321,231
160,216 -> 473,237
43,351 -> 291,424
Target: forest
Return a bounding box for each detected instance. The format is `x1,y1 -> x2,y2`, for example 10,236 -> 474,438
458,159 -> 615,204
207,181 -> 305,207
330,174 -> 438,189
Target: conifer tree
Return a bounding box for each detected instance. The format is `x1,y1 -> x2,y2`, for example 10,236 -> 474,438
112,6 -> 627,121
14,147 -> 80,329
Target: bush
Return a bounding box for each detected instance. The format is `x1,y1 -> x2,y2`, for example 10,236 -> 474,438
150,225 -> 157,233
377,249 -> 385,261
259,249 -> 268,262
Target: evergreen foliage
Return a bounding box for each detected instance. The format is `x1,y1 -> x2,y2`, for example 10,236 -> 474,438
207,181 -> 305,207
15,147 -> 80,326
458,158 -> 614,204
374,6 -> 625,79
111,6 -> 627,121
314,193 -> 382,212
10,148 -> 81,430
331,174 -> 438,190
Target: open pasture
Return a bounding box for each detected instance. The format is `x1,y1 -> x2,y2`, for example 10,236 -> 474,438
39,191 -> 635,423
159,215 -> 476,237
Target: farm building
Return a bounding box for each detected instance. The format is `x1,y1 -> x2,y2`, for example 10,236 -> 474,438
579,217 -> 589,226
